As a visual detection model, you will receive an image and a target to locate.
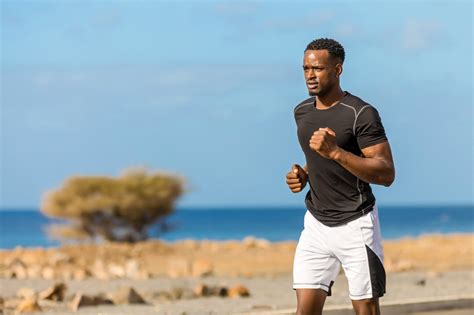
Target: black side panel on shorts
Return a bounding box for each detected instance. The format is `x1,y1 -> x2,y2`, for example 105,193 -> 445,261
327,280 -> 334,296
365,245 -> 386,297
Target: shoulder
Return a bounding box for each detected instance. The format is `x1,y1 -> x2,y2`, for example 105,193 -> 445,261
293,97 -> 314,115
339,92 -> 379,118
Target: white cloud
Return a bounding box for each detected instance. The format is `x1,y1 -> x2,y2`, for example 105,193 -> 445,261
401,19 -> 441,52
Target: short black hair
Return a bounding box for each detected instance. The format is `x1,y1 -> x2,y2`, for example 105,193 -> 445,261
305,38 -> 345,64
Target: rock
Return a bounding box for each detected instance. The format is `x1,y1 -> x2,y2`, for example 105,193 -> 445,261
108,263 -> 125,278
415,279 -> 426,286
39,283 -> 67,301
73,268 -> 88,281
210,286 -> 228,297
26,265 -> 42,278
167,259 -> 190,278
124,260 -> 139,278
16,287 -> 36,299
169,287 -> 195,300
146,291 -> 173,301
69,293 -> 112,311
191,259 -> 213,277
193,284 -> 210,297
4,297 -> 20,309
91,260 -> 109,280
41,266 -> 55,280
228,285 -> 250,298
49,252 -> 72,266
243,236 -> 271,249
15,297 -> 42,313
109,287 -> 146,304
10,260 -> 28,279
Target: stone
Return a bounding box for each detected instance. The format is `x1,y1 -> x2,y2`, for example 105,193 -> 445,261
193,284 -> 210,297
73,268 -> 88,281
39,283 -> 67,301
69,293 -> 112,311
16,287 -> 36,299
26,265 -> 42,278
49,252 -> 72,266
15,297 -> 42,313
167,259 -> 190,278
108,263 -> 125,278
41,266 -> 55,280
91,259 -> 109,280
109,286 -> 146,304
191,259 -> 213,277
228,285 -> 250,298
169,287 -> 195,300
10,260 -> 28,279
209,286 -> 228,297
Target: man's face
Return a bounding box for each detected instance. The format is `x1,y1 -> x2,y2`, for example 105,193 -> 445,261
303,50 -> 341,96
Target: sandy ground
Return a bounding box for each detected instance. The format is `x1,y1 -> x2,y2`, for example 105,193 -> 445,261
0,234 -> 473,314
1,270 -> 473,314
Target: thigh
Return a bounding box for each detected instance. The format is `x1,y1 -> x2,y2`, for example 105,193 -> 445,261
333,206 -> 386,300
295,288 -> 327,315
293,211 -> 340,295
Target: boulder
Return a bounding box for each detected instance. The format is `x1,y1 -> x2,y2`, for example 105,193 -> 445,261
193,284 -> 210,297
169,287 -> 195,300
69,293 -> 112,311
109,286 -> 146,304
228,285 -> 250,298
39,283 -> 67,301
16,287 -> 36,299
10,259 -> 28,279
191,259 -> 213,277
15,297 -> 42,313
41,266 -> 55,280
167,259 -> 190,278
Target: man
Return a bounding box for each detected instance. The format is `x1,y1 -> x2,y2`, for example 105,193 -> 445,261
286,38 -> 395,315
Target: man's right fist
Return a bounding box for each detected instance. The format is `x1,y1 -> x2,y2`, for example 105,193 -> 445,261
286,164 -> 308,193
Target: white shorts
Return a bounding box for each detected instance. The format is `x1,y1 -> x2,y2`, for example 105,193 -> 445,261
292,204 -> 386,300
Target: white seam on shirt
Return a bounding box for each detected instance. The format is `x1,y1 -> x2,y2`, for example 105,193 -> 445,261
353,105 -> 370,134
293,101 -> 313,115
340,102 -> 370,206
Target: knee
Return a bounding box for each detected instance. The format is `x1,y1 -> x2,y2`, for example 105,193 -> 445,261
296,306 -> 323,315
353,298 -> 380,315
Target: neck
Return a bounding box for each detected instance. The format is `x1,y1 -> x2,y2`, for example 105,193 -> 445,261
315,86 -> 345,109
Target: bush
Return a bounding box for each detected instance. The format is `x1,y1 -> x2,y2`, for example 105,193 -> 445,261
41,167 -> 185,243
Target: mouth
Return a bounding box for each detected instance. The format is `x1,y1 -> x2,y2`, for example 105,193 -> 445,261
306,82 -> 318,89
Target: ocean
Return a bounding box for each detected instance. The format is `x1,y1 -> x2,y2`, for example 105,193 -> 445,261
0,205 -> 472,249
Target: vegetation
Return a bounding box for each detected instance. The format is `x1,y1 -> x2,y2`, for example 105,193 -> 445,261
41,167 -> 185,243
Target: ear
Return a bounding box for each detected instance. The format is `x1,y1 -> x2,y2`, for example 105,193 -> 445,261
335,63 -> 343,78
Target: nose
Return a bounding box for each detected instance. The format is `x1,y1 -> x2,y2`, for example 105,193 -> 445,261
305,69 -> 316,79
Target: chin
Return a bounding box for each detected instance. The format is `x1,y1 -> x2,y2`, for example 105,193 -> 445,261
308,89 -> 318,96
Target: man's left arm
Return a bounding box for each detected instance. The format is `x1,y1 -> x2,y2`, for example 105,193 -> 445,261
309,128 -> 395,186
332,141 -> 395,186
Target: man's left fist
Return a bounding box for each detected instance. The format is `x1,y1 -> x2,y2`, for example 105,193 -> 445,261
309,127 -> 339,159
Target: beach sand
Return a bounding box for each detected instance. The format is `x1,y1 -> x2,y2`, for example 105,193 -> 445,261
0,234 -> 473,314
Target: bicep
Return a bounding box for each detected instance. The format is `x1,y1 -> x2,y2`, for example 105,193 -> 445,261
361,141 -> 394,165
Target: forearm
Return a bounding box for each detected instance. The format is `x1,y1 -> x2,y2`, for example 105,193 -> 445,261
332,148 -> 395,186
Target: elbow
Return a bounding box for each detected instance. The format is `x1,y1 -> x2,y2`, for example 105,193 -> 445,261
382,170 -> 395,187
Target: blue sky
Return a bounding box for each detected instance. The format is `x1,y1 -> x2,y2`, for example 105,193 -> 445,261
1,0 -> 472,209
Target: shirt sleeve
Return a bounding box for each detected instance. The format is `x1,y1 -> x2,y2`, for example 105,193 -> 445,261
355,105 -> 388,149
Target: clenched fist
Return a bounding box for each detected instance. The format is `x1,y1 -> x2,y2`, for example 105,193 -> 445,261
309,127 -> 340,159
286,164 -> 308,193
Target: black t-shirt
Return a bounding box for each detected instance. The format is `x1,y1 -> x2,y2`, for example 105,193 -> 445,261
293,91 -> 388,226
